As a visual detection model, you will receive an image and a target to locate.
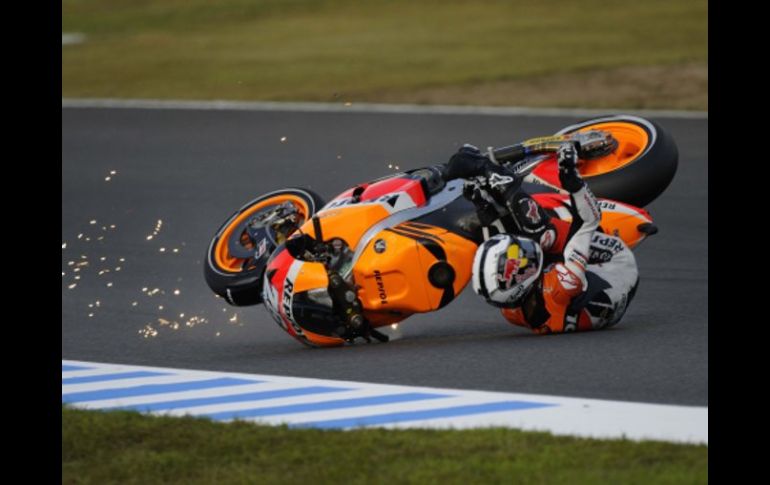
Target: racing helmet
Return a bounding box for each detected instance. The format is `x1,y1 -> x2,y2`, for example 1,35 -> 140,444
261,240 -> 352,347
472,234 -> 543,306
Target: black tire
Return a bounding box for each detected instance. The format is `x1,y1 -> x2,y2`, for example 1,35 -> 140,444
556,115 -> 679,207
204,188 -> 325,306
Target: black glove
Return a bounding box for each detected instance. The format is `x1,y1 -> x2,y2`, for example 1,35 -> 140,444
443,144 -> 493,180
557,143 -> 585,193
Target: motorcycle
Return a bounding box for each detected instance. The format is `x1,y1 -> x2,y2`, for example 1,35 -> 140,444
204,115 -> 678,347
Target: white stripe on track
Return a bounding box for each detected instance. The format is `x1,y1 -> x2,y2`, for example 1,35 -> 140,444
61,98 -> 708,120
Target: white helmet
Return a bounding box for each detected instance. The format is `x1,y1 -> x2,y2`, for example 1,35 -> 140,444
472,234 -> 543,306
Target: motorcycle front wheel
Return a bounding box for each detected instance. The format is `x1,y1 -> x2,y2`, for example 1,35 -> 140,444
204,188 -> 325,306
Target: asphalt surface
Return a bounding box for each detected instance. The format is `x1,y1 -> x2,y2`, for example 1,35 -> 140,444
62,107 -> 707,406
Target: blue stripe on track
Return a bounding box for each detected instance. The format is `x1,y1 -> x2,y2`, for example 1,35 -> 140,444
62,371 -> 169,385
294,401 -> 555,429
104,386 -> 351,412
206,392 -> 450,421
62,377 -> 259,403
62,364 -> 93,372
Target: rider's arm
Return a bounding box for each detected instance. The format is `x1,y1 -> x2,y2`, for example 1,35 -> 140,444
556,144 -> 601,290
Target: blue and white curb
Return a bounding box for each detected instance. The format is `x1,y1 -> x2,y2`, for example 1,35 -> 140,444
62,360 -> 707,444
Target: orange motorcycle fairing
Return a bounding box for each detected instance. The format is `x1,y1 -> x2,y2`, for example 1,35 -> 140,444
353,222 -> 478,327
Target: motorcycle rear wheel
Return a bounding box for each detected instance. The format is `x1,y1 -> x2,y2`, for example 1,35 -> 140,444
557,115 -> 679,207
204,188 -> 325,306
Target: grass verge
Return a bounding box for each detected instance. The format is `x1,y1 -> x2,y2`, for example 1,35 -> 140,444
63,406 -> 707,484
62,0 -> 707,110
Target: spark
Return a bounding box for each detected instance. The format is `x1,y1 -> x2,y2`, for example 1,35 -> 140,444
110,170 -> 117,175
280,136 -> 287,142
388,164 -> 393,169
62,243 -> 67,249
132,301 -> 138,306
344,102 -> 352,106
68,261 -> 75,266
110,225 -> 116,229
100,257 -> 106,261
74,275 -> 80,280
101,226 -> 107,231
159,247 -> 166,253
216,332 -> 221,337
88,313 -> 94,318
97,236 -> 104,241
139,325 -> 158,338
74,268 -> 80,273
95,301 -> 100,307
146,235 -> 154,241
229,314 -> 238,323
391,324 -> 399,329
105,177 -> 111,181
222,308 -> 227,312
179,313 -> 185,318
115,267 -> 121,272
148,288 -> 160,296
76,261 -> 89,267
62,272 -> 65,277
68,284 -> 77,290
337,155 -> 342,160
142,287 -> 148,292
158,318 -> 170,326
172,248 -> 179,253
158,305 -> 164,310
106,282 -> 113,287
395,165 -> 400,170
90,220 -> 97,225
119,258 -> 125,262
85,237 -> 91,242
173,289 -> 180,296
88,304 -> 93,308
81,255 -> 88,259
77,234 -> 83,239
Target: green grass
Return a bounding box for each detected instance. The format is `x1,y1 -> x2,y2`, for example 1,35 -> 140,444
62,406 -> 707,484
62,0 -> 707,109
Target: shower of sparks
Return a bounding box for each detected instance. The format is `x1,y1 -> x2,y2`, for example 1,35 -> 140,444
139,325 -> 158,338
185,316 -> 208,328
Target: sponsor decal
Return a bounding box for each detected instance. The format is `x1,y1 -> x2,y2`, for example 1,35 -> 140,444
599,201 -> 617,211
489,172 -> 514,188
525,199 -> 541,224
555,264 -> 579,290
373,269 -> 388,304
589,248 -> 613,264
568,250 -> 588,270
540,228 -> 556,250
263,282 -> 286,331
591,234 -> 625,254
282,277 -> 303,335
374,239 -> 387,253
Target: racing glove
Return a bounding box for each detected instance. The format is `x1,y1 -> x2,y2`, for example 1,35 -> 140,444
557,143 -> 585,193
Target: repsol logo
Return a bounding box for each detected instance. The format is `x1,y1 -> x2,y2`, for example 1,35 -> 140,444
374,270 -> 388,304
282,278 -> 303,335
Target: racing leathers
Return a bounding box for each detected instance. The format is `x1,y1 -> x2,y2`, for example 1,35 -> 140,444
445,143 -> 639,334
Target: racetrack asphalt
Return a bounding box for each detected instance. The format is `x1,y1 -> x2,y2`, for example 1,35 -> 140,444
62,106 -> 707,406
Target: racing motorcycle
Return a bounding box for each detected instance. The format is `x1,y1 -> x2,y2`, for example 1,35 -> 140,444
204,115 -> 678,347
